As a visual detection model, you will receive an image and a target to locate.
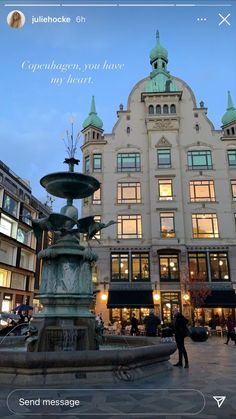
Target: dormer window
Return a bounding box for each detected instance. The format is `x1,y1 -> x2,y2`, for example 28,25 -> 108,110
149,105 -> 154,115
163,104 -> 169,114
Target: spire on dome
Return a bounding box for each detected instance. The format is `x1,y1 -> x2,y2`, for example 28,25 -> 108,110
149,29 -> 168,64
82,96 -> 103,130
222,91 -> 236,126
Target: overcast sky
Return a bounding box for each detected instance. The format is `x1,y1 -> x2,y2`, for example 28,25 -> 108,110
0,1 -> 235,211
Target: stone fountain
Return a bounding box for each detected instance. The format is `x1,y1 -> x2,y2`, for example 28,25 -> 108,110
0,126 -> 176,385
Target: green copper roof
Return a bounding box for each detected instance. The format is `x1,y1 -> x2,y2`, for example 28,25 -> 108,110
150,30 -> 168,63
82,96 -> 103,129
222,91 -> 236,125
145,73 -> 178,93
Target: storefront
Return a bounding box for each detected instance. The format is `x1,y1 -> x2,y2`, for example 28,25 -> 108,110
107,290 -> 154,325
160,291 -> 181,324
198,290 -> 236,325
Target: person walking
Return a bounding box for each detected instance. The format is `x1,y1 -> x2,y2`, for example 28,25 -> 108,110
144,310 -> 161,337
172,309 -> 189,368
130,313 -> 139,336
225,316 -> 236,345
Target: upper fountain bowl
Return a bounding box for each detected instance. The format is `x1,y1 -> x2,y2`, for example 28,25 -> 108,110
40,172 -> 100,199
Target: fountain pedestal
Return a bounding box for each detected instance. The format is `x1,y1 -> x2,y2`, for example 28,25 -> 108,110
31,233 -> 97,351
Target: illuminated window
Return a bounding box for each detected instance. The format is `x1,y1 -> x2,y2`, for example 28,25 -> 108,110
160,212 -> 175,237
189,180 -> 216,202
192,213 -> 219,238
131,253 -> 149,281
93,154 -> 102,172
158,179 -> 173,200
117,215 -> 142,239
228,150 -> 236,167
209,253 -> 229,281
157,149 -> 171,168
0,214 -> 15,238
117,182 -> 141,204
111,253 -> 129,281
92,187 -> 101,204
0,269 -> 10,288
231,180 -> 236,200
188,150 -> 213,170
159,254 -> 179,281
188,253 -> 208,281
117,153 -> 141,172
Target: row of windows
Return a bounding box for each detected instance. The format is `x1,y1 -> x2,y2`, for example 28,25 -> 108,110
0,191 -> 33,224
148,104 -> 176,115
0,213 -> 34,247
84,150 -> 236,174
110,251 -> 230,282
91,213 -> 225,240
86,179 -> 236,206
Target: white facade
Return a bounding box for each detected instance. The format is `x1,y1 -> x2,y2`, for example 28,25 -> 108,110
81,38 -> 236,327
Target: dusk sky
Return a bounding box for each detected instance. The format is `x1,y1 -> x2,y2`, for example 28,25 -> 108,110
0,0 -> 235,210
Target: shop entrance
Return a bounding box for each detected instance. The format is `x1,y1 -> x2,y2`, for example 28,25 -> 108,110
161,292 -> 181,324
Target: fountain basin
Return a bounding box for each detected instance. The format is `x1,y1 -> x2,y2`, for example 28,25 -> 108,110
40,172 -> 100,199
0,337 -> 176,384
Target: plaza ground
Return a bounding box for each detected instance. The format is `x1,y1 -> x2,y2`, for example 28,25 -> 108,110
0,336 -> 235,419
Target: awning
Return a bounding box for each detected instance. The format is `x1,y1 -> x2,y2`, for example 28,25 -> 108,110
107,290 -> 154,308
201,290 -> 236,308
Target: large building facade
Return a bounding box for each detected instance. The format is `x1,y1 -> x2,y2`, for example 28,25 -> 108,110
81,32 -> 236,326
0,160 -> 50,314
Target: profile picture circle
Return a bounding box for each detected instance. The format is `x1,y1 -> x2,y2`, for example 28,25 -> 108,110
7,10 -> 25,29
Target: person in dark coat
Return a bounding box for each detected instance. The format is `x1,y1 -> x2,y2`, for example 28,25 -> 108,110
225,316 -> 236,345
172,309 -> 189,368
130,313 -> 139,336
144,310 -> 161,337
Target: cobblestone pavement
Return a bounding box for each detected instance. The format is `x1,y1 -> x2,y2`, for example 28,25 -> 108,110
0,337 -> 235,419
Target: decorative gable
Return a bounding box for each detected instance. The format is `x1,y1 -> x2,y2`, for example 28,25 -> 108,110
155,136 -> 172,148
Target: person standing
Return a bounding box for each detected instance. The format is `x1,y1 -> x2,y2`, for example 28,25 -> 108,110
144,310 -> 161,337
130,313 -> 139,336
225,316 -> 236,345
172,309 -> 189,368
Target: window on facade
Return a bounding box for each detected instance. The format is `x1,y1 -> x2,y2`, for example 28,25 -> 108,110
163,105 -> 169,114
3,193 -> 18,217
131,253 -> 149,281
148,105 -> 154,114
189,180 -> 216,202
117,153 -> 141,172
188,253 -> 208,281
170,104 -> 176,114
117,215 -> 142,239
232,127 -> 235,135
160,212 -> 175,238
20,250 -> 34,271
159,254 -> 179,281
93,154 -> 102,172
92,215 -> 101,240
0,215 -> 15,238
84,156 -> 90,173
192,213 -> 219,238
158,179 -> 173,200
157,148 -> 171,168
11,273 -> 26,290
17,228 -> 31,246
21,207 -> 32,225
156,105 -> 161,114
231,180 -> 236,200
228,150 -> 236,167
117,182 -> 141,204
111,253 -> 129,281
0,269 -> 10,288
92,187 -> 101,205
209,253 -> 229,281
187,150 -> 213,170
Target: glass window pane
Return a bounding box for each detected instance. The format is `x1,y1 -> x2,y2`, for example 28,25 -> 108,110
3,193 -> 18,217
158,179 -> 173,200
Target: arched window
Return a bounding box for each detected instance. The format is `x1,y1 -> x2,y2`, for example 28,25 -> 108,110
195,124 -> 200,133
162,62 -> 165,69
92,131 -> 95,139
156,105 -> 161,114
97,133 -> 100,139
170,104 -> 176,114
232,127 -> 235,135
149,105 -> 154,115
127,126 -> 130,134
163,105 -> 169,114
154,62 -> 157,69
227,129 -> 230,136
